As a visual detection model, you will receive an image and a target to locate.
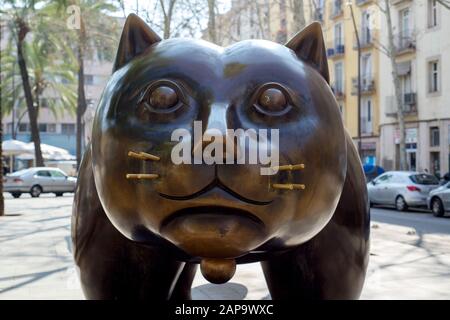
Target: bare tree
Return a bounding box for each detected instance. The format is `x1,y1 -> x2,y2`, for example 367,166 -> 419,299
436,0 -> 450,10
291,0 -> 306,31
207,0 -> 216,43
159,0 -> 177,39
381,0 -> 407,170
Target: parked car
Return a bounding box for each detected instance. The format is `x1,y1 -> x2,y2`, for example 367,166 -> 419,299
427,181 -> 450,217
367,171 -> 440,211
3,167 -> 77,198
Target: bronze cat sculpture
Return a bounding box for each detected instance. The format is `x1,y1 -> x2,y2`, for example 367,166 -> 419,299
72,14 -> 370,299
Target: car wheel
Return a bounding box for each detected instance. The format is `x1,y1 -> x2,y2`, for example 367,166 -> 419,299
54,192 -> 63,197
30,185 -> 42,198
395,196 -> 408,211
11,192 -> 21,199
431,197 -> 445,217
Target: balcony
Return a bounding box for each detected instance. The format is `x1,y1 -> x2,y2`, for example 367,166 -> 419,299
356,0 -> 374,5
331,83 -> 345,100
327,42 -> 345,58
330,1 -> 344,19
395,30 -> 416,55
384,93 -> 417,116
351,75 -> 376,95
353,28 -> 378,49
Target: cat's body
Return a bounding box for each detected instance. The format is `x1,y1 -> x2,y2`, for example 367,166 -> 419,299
72,14 -> 370,300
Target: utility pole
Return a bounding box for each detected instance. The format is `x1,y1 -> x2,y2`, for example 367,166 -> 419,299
348,1 -> 362,158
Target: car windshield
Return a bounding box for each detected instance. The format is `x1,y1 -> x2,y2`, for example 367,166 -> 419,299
409,174 -> 439,185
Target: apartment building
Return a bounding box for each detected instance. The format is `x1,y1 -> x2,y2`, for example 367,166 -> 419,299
379,0 -> 450,176
322,0 -> 382,165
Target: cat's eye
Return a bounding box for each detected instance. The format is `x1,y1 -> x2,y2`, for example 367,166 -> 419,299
253,83 -> 292,116
139,80 -> 185,114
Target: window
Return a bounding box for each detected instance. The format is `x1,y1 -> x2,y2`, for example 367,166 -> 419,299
361,11 -> 371,44
51,170 -> 66,178
361,98 -> 373,134
334,23 -> 343,47
38,123 -> 49,132
334,62 -> 344,94
428,0 -> 438,28
428,60 -> 440,93
375,174 -> 392,184
430,127 -> 440,147
47,124 -> 56,133
399,8 -> 411,48
36,171 -> 51,177
61,123 -> 76,135
18,123 -> 29,132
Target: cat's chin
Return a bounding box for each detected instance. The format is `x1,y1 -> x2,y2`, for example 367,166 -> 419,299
159,208 -> 267,259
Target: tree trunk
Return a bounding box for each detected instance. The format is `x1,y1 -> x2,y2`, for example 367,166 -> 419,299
76,28 -> 87,170
384,0 -> 407,170
292,0 -> 306,31
16,19 -> 44,167
207,0 -> 216,43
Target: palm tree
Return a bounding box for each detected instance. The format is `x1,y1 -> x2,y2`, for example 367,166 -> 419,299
1,37 -> 77,123
1,15 -> 78,149
1,0 -> 48,166
50,0 -> 120,168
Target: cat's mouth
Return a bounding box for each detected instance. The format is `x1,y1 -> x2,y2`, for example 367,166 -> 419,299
158,178 -> 273,206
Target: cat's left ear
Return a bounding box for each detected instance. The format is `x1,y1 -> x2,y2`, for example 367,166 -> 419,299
285,22 -> 330,84
113,14 -> 162,72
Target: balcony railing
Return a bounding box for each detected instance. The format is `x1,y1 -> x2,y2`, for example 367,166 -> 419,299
395,30 -> 416,54
384,93 -> 417,116
353,28 -> 378,49
356,0 -> 374,5
330,1 -> 344,19
352,75 -> 376,95
331,83 -> 345,99
327,42 -> 345,58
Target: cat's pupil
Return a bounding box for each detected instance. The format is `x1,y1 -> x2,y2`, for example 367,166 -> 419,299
149,86 -> 178,109
258,88 -> 286,111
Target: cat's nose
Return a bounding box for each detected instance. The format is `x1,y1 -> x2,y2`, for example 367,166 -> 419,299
192,103 -> 241,163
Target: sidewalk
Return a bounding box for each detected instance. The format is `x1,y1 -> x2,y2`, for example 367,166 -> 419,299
1,194 -> 450,299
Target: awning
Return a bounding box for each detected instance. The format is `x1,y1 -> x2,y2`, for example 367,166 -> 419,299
396,61 -> 411,76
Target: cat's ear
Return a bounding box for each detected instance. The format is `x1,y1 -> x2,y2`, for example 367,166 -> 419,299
113,14 -> 161,72
285,22 -> 330,84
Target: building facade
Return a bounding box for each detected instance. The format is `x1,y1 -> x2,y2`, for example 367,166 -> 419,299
0,15 -> 120,157
322,0 -> 382,165
378,0 -> 450,176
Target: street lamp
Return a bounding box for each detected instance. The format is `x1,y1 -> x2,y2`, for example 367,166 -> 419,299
347,1 -> 362,158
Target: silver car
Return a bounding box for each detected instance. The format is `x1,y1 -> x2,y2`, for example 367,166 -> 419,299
3,167 -> 77,198
367,171 -> 440,211
427,181 -> 450,217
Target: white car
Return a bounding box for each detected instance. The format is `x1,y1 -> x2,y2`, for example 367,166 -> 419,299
3,167 -> 77,198
367,171 -> 440,211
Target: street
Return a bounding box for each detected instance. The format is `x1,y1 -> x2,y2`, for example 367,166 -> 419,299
1,194 -> 449,299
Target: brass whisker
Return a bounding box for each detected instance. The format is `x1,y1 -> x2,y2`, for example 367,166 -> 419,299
126,174 -> 159,180
128,151 -> 160,161
272,183 -> 305,190
271,163 -> 305,171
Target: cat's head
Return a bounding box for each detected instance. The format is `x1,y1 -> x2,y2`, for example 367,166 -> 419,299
92,14 -> 346,263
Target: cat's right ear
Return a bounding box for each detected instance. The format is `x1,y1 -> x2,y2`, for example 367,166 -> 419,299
113,14 -> 161,72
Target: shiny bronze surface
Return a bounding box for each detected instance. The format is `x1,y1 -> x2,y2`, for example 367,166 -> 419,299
200,258 -> 237,284
72,14 -> 369,300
